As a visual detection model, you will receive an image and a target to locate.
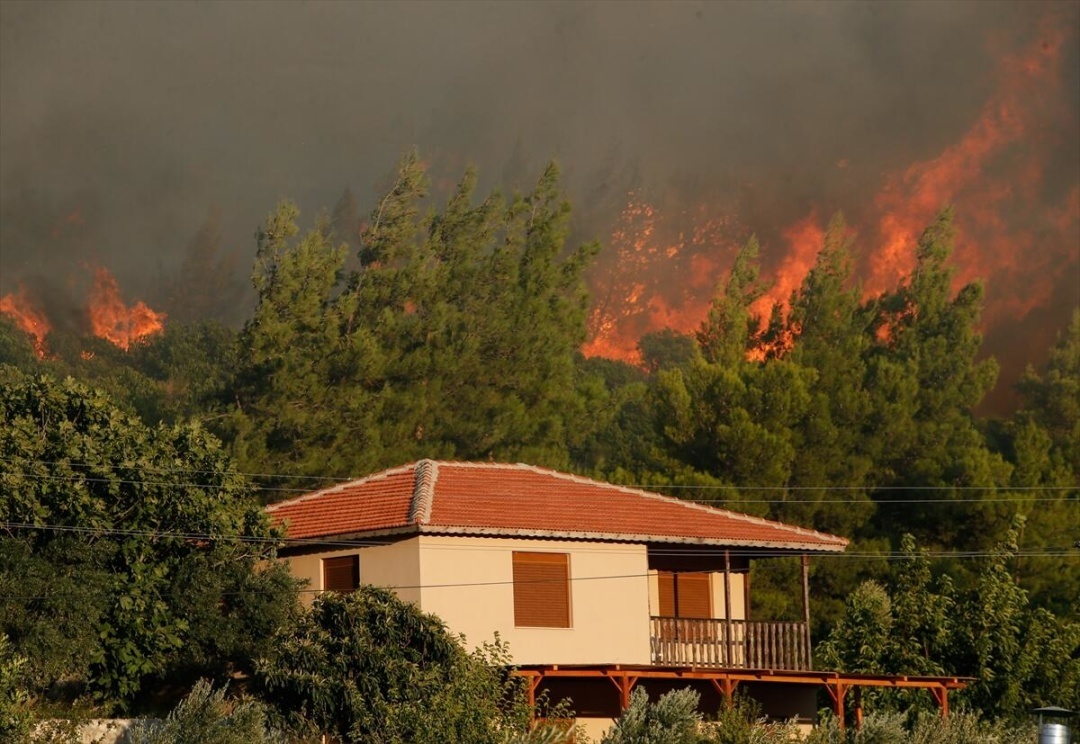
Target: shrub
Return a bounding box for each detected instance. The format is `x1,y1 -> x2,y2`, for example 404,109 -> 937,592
256,586 -> 542,743
602,687 -> 702,744
127,679 -> 284,744
0,634 -> 32,743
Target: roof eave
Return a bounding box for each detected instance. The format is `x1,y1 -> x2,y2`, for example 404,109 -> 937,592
413,524 -> 847,552
278,523 -> 846,553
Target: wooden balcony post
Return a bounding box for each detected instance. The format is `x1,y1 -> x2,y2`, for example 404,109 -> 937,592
710,677 -> 738,706
801,554 -> 811,669
724,549 -> 733,667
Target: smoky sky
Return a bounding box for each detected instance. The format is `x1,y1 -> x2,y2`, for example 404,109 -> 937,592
1,1 -> 1077,366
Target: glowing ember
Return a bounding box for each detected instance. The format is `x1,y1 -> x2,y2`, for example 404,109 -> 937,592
87,267 -> 166,349
583,192 -> 742,364
0,287 -> 51,357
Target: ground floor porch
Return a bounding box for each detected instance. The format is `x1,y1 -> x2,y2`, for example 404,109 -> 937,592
515,663 -> 970,732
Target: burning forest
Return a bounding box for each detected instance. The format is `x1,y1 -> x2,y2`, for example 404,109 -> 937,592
0,2 -> 1076,399
583,15 -> 1079,381
0,266 -> 165,357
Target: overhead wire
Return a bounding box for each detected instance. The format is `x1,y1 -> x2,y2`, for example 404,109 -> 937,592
0,463 -> 1075,505
1,522 -> 1076,561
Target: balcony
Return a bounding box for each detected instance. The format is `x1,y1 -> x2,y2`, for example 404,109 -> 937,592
649,616 -> 811,671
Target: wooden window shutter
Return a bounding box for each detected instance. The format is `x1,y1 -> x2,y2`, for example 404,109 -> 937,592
658,571 -> 676,616
657,570 -> 711,618
513,552 -> 570,628
323,555 -> 359,594
677,572 -> 712,618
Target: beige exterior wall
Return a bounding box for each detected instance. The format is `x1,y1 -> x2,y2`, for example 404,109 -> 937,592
285,538 -> 422,606
416,535 -> 652,665
282,535 -> 653,665
710,571 -> 746,620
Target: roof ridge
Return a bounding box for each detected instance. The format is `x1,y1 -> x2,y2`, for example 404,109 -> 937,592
409,459 -> 438,525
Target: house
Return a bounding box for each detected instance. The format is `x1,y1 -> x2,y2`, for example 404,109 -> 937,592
267,460 -> 965,733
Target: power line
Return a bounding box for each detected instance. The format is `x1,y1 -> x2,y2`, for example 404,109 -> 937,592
2,457 -> 1077,494
1,548 -> 1077,604
1,469 -> 1075,505
2,522 -> 1076,561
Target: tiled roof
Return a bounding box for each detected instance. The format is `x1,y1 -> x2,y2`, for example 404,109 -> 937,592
266,460 -> 848,552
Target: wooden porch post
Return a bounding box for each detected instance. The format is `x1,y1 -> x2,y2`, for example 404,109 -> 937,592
710,677 -> 738,706
723,549 -> 733,667
826,681 -> 847,731
744,567 -> 751,621
801,554 -> 811,670
608,673 -> 639,711
930,686 -> 951,718
525,673 -> 541,711
854,686 -> 863,730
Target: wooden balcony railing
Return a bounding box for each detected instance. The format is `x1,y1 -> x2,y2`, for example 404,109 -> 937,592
649,616 -> 811,671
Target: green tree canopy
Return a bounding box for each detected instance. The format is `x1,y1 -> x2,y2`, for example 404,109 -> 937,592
255,586 -> 534,744
0,366 -> 299,708
227,153 -> 601,488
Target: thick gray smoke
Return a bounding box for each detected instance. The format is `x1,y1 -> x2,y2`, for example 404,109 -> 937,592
1,1 -> 1077,404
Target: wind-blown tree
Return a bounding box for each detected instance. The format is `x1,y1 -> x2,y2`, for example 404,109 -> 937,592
696,236 -> 768,367
782,214 -> 876,536
0,366 -> 300,708
953,518 -> 1080,719
226,201 -> 372,482
820,524 -> 1080,721
227,153 -> 602,487
866,210 -> 1011,548
1016,309 -> 1080,474
646,236 -> 810,509
1003,310 -> 1080,614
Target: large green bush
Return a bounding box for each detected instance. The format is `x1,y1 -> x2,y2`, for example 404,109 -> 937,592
255,586 -> 540,743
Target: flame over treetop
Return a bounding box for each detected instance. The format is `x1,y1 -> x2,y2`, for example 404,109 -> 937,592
87,267 -> 166,350
2,267 -> 167,355
868,16 -> 1075,316
583,22 -> 1078,366
0,287 -> 51,357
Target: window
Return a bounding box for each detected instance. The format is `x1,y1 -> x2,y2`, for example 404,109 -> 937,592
657,571 -> 712,618
512,552 -> 570,627
322,555 -> 359,594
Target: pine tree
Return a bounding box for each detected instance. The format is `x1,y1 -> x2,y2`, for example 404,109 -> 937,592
696,236 -> 768,367
867,210 -> 1010,548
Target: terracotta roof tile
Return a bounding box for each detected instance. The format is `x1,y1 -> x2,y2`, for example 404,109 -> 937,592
266,460 -> 848,552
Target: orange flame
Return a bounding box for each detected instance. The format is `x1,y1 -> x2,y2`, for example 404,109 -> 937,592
0,287 -> 51,357
868,21 -> 1072,307
751,209 -> 826,322
87,267 -> 166,350
583,193 -> 742,363
582,20 -> 1076,364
